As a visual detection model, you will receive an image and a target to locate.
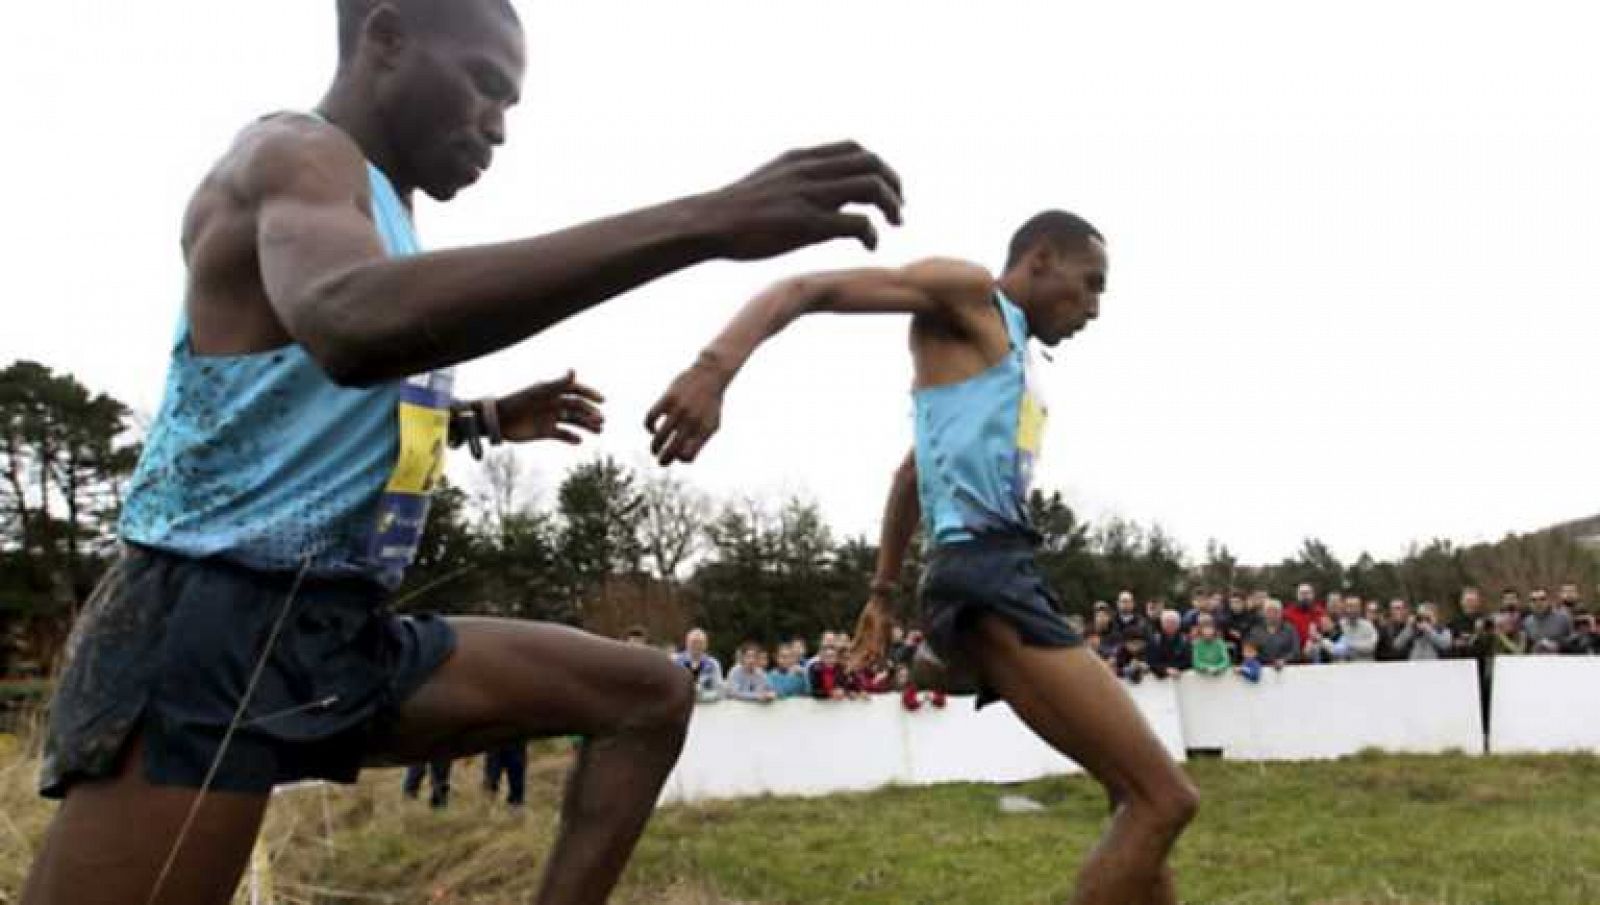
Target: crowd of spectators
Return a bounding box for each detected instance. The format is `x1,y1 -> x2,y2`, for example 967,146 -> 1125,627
658,582 -> 1598,706
1082,581 -> 1599,684
406,583 -> 1598,805
664,626 -> 947,711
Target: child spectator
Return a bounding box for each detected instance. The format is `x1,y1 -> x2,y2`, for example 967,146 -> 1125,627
1190,615 -> 1232,676
1115,634 -> 1152,684
808,645 -> 854,700
808,632 -> 837,668
1236,641 -> 1264,684
726,641 -> 777,703
767,644 -> 811,699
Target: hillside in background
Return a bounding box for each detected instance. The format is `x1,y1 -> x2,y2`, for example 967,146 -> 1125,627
1545,513 -> 1600,550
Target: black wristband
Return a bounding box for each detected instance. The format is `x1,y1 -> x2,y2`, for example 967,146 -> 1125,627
450,406 -> 485,460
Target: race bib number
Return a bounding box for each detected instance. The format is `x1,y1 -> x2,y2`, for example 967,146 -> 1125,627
369,370 -> 454,582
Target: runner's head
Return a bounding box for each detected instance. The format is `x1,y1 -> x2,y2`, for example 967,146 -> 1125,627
1001,210 -> 1107,347
336,0 -> 525,201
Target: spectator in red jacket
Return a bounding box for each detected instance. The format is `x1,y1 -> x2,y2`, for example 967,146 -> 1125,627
852,658 -> 895,694
808,645 -> 857,700
1284,583 -> 1327,642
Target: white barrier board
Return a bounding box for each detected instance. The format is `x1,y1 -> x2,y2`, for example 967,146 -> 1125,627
1176,660 -> 1482,760
661,681 -> 1185,805
1489,656 -> 1600,754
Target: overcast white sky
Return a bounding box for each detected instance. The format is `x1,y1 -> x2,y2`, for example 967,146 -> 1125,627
3,2 -> 1597,564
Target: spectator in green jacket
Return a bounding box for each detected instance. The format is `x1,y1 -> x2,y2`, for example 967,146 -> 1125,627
1190,615 -> 1232,676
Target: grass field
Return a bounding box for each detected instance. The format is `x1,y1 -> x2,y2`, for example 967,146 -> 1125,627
3,733 -> 1598,905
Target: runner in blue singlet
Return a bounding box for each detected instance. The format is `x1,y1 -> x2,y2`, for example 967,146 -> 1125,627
21,2 -> 906,903
647,211 -> 1199,905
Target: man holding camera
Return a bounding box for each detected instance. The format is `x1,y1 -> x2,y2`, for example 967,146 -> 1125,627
1391,602 -> 1453,661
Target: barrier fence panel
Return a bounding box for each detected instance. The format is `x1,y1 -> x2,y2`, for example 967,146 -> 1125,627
1489,656 -> 1600,754
655,658 -> 1600,803
903,680 -> 1187,787
660,682 -> 1186,805
660,696 -> 905,804
1176,660 -> 1483,760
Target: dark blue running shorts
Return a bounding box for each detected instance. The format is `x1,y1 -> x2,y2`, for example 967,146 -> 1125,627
919,534 -> 1083,707
39,544 -> 456,798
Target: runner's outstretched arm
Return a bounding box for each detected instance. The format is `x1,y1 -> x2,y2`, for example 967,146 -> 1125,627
249,126 -> 903,386
645,259 -> 992,465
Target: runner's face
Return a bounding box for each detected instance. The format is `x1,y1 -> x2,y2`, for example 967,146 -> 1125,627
384,6 -> 526,200
1032,239 -> 1107,346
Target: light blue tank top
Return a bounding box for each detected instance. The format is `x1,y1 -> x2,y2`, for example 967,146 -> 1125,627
120,158 -> 452,588
913,292 -> 1048,548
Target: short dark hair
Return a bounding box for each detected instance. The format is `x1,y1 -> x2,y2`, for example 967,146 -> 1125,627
337,0 -> 519,64
1005,210 -> 1103,271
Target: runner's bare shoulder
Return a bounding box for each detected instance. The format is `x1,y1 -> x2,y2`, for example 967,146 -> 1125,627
182,113 -> 371,255
903,257 -> 997,333
230,112 -> 370,209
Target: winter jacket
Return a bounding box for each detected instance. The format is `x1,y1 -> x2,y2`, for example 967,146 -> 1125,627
1321,617 -> 1378,662
1246,622 -> 1301,666
767,667 -> 811,699
1392,621 -> 1452,661
725,665 -> 774,701
1191,638 -> 1232,676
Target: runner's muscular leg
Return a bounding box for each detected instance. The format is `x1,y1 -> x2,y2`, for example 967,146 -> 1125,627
962,615 -> 1198,905
368,618 -> 694,905
21,736 -> 269,905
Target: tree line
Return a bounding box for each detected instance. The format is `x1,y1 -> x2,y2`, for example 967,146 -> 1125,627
3,358 -> 1596,670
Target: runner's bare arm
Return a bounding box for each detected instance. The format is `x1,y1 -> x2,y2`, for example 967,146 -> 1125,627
849,448 -> 921,670
251,125 -> 904,386
646,258 -> 993,464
